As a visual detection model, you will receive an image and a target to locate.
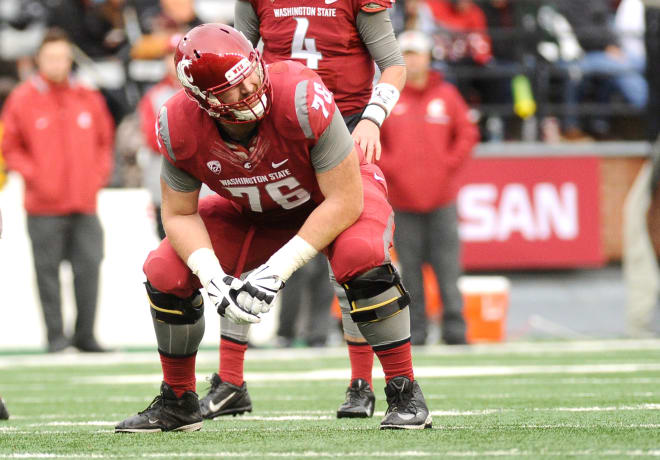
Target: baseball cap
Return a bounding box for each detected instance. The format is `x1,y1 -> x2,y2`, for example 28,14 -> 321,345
398,30 -> 433,54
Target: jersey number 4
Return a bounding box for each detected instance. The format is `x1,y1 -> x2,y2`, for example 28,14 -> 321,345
225,177 -> 311,212
291,18 -> 322,69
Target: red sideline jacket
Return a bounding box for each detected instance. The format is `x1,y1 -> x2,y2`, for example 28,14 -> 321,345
1,75 -> 114,215
378,71 -> 479,212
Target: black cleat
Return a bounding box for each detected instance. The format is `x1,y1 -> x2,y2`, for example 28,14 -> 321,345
199,373 -> 252,419
336,378 -> 375,418
0,398 -> 9,420
380,376 -> 432,430
115,382 -> 202,433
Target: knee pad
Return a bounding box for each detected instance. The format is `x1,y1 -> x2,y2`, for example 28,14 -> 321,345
145,281 -> 204,325
145,281 -> 205,356
341,264 -> 410,323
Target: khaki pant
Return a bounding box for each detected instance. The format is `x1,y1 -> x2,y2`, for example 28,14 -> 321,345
623,161 -> 659,337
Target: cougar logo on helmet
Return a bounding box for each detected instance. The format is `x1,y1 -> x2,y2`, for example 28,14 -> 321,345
176,58 -> 206,101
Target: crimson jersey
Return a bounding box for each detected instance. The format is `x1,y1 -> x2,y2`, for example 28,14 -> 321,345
156,61 -> 343,220
243,0 -> 392,116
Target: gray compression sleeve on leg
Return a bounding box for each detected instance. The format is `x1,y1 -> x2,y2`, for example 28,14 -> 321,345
329,267 -> 365,340
356,307 -> 411,348
153,315 -> 205,356
221,316 -> 251,343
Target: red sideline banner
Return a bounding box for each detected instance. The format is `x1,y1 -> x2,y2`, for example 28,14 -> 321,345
457,157 -> 603,270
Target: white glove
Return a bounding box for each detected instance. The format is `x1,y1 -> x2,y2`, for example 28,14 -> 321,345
187,248 -> 261,324
236,264 -> 285,315
208,275 -> 261,324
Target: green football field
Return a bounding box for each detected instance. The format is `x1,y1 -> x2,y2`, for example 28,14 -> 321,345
1,340 -> 659,459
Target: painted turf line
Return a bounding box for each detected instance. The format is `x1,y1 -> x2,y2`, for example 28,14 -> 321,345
2,450 -> 660,458
1,339 -> 659,369
8,405 -> 660,427
72,362 -> 660,385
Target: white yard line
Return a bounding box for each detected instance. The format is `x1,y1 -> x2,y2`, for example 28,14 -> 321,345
1,450 -> 660,458
5,405 -> 659,427
1,339 -> 659,369
69,362 -> 660,385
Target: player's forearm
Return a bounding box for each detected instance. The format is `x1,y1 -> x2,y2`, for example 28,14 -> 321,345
161,211 -> 214,264
378,64 -> 406,93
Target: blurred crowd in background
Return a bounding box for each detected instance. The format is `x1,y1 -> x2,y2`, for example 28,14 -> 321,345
0,0 -> 655,186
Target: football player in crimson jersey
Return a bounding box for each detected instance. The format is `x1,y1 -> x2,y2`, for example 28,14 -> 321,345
204,0 -> 407,420
114,24 -> 430,432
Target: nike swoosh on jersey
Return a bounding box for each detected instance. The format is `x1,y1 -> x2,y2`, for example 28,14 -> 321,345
373,173 -> 385,182
272,159 -> 289,168
325,0 -> 338,4
208,391 -> 237,413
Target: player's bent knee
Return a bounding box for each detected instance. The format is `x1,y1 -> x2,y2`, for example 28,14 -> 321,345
341,264 -> 410,323
145,281 -> 204,325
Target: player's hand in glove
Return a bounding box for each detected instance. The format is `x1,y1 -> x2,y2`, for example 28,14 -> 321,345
237,264 -> 285,315
207,275 -> 261,324
186,248 -> 260,325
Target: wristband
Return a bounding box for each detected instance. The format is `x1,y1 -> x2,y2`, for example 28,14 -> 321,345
187,247 -> 225,288
266,235 -> 319,282
361,83 -> 400,127
361,104 -> 387,128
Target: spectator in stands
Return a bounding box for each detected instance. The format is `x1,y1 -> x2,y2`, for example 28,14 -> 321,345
1,29 -> 115,353
426,0 -> 493,66
136,34 -> 180,239
276,255 -> 333,348
131,0 -> 202,60
378,30 -> 479,345
554,0 -> 648,140
390,0 -> 436,35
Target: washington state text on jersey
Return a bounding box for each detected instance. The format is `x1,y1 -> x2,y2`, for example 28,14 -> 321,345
273,7 -> 337,17
219,169 -> 292,187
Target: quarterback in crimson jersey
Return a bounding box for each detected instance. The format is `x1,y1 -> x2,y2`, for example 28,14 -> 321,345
218,0 -> 407,421
235,0 -> 405,161
114,24 -> 430,432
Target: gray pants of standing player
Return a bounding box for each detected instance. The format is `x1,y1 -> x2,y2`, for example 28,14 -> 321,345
393,204 -> 466,345
27,214 -> 104,348
277,253 -> 334,346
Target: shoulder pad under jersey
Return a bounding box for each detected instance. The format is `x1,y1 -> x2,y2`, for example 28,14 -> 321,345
156,91 -> 200,163
268,61 -> 337,142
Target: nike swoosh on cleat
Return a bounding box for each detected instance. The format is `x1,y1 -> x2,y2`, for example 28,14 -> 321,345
208,391 -> 236,413
396,413 -> 416,421
271,159 -> 288,168
148,418 -> 159,424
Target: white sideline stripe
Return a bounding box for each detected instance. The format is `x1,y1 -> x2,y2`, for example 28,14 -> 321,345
2,450 -> 660,458
4,424 -> 660,435
73,362 -> 660,385
9,406 -> 659,427
1,339 -> 660,368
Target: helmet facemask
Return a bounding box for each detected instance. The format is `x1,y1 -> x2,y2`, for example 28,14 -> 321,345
179,50 -> 272,124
